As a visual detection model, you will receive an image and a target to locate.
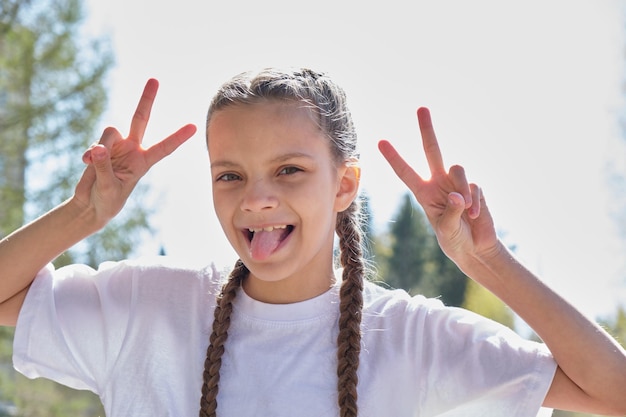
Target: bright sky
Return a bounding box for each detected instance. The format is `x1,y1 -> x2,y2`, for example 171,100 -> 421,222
83,0 -> 626,320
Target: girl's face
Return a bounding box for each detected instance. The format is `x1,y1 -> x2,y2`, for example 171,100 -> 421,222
207,100 -> 358,303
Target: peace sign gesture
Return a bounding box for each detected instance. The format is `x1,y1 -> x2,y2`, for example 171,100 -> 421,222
378,108 -> 499,266
75,79 -> 197,227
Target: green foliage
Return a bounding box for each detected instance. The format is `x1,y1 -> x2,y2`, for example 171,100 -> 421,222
0,327 -> 105,416
0,0 -> 153,268
379,192 -> 468,306
382,193 -> 433,292
420,243 -> 468,307
2,372 -> 104,417
0,0 -> 155,414
462,279 -> 515,329
0,328 -> 13,363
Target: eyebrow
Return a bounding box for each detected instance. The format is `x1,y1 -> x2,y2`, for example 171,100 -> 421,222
210,152 -> 315,170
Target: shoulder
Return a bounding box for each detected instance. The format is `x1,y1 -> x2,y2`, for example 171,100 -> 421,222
359,280 -> 552,369
31,256 -> 228,306
362,279 -> 444,317
361,280 -> 523,342
54,255 -> 223,281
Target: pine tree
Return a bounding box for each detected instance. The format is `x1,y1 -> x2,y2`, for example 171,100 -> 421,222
381,192 -> 470,306
383,193 -> 435,293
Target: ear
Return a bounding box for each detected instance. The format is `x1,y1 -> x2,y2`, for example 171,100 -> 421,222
334,161 -> 361,212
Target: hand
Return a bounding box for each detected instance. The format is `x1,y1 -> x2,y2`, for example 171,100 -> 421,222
378,107 -> 499,265
75,79 -> 197,226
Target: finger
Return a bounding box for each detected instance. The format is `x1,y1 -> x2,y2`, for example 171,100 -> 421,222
128,78 -> 159,144
75,164 -> 96,198
144,123 -> 197,168
90,144 -> 117,193
448,165 -> 472,209
417,107 -> 446,176
378,139 -> 425,196
468,183 -> 481,219
470,186 -> 496,234
438,191 -> 466,239
82,127 -> 122,163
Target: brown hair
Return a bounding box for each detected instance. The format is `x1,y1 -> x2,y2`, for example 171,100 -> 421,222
200,68 -> 365,417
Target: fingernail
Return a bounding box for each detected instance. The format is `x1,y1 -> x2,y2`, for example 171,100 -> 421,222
91,146 -> 106,161
469,204 -> 479,219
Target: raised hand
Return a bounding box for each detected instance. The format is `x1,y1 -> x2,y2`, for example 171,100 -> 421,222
378,107 -> 498,265
75,79 -> 197,226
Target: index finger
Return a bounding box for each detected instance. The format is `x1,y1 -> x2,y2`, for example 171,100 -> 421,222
378,139 -> 425,197
128,78 -> 159,144
417,107 -> 446,175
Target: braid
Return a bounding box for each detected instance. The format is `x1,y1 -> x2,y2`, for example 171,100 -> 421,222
336,200 -> 365,417
199,259 -> 248,417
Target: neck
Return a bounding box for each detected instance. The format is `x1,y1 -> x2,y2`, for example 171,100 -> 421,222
243,272 -> 337,304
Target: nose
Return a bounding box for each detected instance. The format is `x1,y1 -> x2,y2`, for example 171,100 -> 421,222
240,179 -> 279,212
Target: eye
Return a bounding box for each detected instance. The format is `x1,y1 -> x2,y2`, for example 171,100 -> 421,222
215,172 -> 241,182
278,166 -> 302,176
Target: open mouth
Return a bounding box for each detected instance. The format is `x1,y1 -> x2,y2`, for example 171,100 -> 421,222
245,225 -> 294,260
246,225 -> 293,240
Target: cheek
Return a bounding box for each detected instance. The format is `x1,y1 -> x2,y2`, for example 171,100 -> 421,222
299,191 -> 337,232
212,192 -> 233,228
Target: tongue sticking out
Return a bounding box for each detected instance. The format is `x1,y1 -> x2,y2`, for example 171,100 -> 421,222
250,228 -> 290,260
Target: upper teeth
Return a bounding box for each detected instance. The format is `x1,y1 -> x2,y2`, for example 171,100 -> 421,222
249,225 -> 288,233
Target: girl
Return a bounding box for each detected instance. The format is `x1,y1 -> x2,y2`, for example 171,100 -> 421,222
0,68 -> 625,417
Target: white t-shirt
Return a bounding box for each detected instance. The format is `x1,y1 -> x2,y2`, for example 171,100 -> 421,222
13,256 -> 557,417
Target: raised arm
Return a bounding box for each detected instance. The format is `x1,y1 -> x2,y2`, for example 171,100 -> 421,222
378,108 -> 626,415
0,79 -> 197,326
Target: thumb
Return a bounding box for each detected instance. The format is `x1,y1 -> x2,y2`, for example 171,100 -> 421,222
437,191 -> 467,239
89,145 -> 117,192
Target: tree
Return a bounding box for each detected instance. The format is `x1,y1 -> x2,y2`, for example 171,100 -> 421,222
419,240 -> 468,307
380,192 -> 470,306
0,0 -> 152,414
0,0 -> 152,268
382,193 -> 434,293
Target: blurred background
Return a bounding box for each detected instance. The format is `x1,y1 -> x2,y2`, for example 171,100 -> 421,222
1,0 -> 625,415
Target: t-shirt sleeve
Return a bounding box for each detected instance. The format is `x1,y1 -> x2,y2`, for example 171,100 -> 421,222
12,261 -> 137,393
413,297 -> 557,416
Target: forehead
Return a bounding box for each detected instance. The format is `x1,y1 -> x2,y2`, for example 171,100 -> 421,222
207,100 -> 330,157
208,100 -> 319,134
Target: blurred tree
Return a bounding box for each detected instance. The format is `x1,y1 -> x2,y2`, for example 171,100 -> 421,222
461,279 -> 515,329
0,0 -> 154,414
382,193 -> 433,293
381,192 -> 469,306
420,240 -> 468,307
0,0 -> 152,269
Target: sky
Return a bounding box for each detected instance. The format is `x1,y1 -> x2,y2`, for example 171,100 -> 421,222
82,0 -> 626,320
